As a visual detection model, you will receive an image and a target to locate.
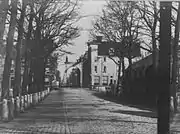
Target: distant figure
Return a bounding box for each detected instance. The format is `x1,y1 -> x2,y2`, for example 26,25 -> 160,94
109,80 -> 114,95
113,80 -> 116,96
109,80 -> 113,87
170,96 -> 174,114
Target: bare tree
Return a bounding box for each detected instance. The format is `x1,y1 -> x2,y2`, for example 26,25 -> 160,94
14,0 -> 29,97
90,1 -> 142,91
0,0 -> 9,47
0,0 -> 9,100
20,0 -> 80,93
171,2 -> 180,113
136,1 -> 160,70
21,0 -> 34,94
1,0 -> 18,99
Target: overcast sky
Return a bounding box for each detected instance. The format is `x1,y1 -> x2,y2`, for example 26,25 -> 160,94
58,0 -> 106,78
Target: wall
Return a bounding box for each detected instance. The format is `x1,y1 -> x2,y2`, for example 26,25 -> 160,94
90,45 -> 118,87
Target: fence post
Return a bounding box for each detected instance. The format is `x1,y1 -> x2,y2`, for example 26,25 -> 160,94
2,99 -> 8,121
35,93 -> 38,104
27,94 -> 30,108
8,88 -> 14,120
24,95 -> 28,109
20,96 -> 24,112
8,98 -> 14,121
42,91 -> 44,99
15,96 -> 20,116
30,94 -> 32,106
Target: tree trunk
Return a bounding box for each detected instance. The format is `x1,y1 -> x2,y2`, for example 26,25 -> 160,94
14,1 -> 27,97
122,56 -> 125,76
38,58 -> 45,91
32,57 -> 44,92
0,0 -> 9,43
22,4 -> 33,94
128,45 -> 132,93
0,0 -> 9,119
27,59 -> 34,94
152,1 -> 158,72
116,57 -> 121,94
42,58 -> 47,90
152,31 -> 158,70
171,2 -> 180,113
1,0 -> 18,99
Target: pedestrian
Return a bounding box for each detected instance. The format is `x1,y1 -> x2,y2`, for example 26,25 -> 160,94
109,80 -> 113,96
170,96 -> 174,118
113,80 -> 116,96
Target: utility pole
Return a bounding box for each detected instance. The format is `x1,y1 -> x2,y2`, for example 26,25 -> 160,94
157,2 -> 171,134
65,56 -> 68,87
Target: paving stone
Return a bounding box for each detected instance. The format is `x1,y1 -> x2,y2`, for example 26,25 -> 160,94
0,88 -> 157,134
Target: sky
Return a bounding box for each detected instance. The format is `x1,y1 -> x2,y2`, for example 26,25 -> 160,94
58,0 -> 106,78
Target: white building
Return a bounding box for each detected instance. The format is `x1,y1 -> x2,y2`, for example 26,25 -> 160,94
89,43 -> 119,87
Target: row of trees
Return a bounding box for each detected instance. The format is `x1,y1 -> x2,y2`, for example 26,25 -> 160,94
0,0 -> 80,99
90,1 -> 180,100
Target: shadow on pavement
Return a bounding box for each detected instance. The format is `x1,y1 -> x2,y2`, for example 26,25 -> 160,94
92,92 -> 157,117
111,109 -> 157,118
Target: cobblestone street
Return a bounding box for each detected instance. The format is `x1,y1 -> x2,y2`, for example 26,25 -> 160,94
0,88 -> 157,134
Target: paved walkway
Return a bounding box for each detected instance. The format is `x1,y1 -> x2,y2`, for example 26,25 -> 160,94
170,106 -> 180,134
0,88 -> 157,134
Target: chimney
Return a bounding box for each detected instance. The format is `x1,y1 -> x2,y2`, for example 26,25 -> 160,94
96,36 -> 102,42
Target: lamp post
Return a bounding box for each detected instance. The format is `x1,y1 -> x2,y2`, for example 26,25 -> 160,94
157,2 -> 171,134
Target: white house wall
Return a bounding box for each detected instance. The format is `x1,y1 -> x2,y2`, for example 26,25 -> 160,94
90,45 -> 118,86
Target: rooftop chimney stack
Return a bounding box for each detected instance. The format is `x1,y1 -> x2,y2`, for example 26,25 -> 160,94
96,36 -> 102,42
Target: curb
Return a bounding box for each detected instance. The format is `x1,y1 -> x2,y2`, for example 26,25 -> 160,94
0,87 -> 51,122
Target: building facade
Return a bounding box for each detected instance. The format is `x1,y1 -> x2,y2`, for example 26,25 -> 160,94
66,43 -> 119,89
88,42 -> 119,88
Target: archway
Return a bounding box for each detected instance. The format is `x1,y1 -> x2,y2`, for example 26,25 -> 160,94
75,68 -> 81,87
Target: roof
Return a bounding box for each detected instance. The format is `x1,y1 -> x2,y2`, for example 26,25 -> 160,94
131,54 -> 153,69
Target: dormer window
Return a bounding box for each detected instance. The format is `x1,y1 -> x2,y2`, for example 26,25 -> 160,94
103,66 -> 106,73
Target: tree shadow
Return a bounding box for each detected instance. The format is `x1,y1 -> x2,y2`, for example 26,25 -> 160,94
111,109 -> 157,118
92,92 -> 157,114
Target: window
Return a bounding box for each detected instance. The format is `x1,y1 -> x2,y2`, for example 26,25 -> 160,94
102,76 -> 108,85
94,76 -> 100,85
94,57 -> 98,62
94,66 -> 97,73
104,57 -> 106,62
103,66 -> 107,73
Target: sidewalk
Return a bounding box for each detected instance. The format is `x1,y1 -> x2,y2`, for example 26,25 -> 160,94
0,88 -> 157,134
91,86 -> 157,112
170,106 -> 180,133
0,90 -> 67,133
